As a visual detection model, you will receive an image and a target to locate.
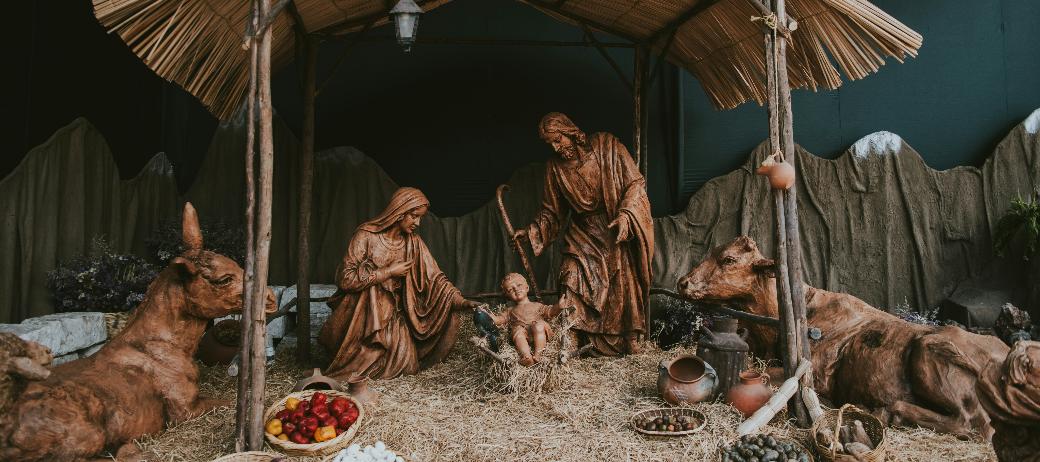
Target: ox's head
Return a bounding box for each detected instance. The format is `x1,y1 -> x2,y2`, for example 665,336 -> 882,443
1006,340 -> 1040,390
170,203 -> 277,319
677,236 -> 776,307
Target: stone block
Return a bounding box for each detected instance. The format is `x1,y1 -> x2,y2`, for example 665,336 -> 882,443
81,343 -> 105,357
0,312 -> 107,356
282,284 -> 337,338
51,352 -> 80,366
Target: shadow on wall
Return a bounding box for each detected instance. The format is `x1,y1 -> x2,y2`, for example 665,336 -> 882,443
0,108 -> 1037,321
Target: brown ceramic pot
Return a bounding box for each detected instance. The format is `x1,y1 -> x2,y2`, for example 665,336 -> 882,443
726,370 -> 773,417
657,354 -> 718,405
195,319 -> 240,366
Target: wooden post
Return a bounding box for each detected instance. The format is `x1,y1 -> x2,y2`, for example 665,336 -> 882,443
235,0 -> 260,452
775,0 -> 813,423
295,22 -> 318,365
764,0 -> 809,426
632,45 -> 650,175
245,0 -> 274,450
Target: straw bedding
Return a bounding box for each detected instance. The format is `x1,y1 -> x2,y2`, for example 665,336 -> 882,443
137,322 -> 996,462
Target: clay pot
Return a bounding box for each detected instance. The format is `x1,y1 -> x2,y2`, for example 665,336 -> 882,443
726,370 -> 773,417
657,354 -> 718,405
755,154 -> 796,190
293,368 -> 346,392
347,373 -> 379,407
196,319 -> 241,366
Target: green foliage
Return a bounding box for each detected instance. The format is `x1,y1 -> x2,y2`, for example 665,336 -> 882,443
46,237 -> 158,313
993,190 -> 1040,261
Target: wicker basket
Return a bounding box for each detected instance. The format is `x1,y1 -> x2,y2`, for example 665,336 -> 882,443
210,452 -> 286,462
263,389 -> 365,457
105,311 -> 132,339
630,408 -> 708,436
811,404 -> 887,462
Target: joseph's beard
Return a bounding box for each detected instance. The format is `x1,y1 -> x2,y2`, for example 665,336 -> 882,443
559,148 -> 577,160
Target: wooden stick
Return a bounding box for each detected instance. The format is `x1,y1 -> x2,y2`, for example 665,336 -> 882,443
234,0 -> 260,451
737,360 -> 811,435
764,23 -> 806,426
295,29 -> 318,364
649,288 -> 781,327
470,337 -> 511,365
776,0 -> 813,427
245,0 -> 274,450
632,45 -> 647,172
802,386 -> 824,422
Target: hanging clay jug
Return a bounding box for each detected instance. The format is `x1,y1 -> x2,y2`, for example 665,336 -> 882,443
347,373 -> 379,407
657,354 -> 718,405
726,370 -> 773,417
293,368 -> 346,392
755,153 -> 796,190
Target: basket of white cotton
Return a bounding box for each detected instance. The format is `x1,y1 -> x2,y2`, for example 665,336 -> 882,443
323,441 -> 406,462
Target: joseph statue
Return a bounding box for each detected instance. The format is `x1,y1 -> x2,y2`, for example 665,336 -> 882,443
513,112 -> 654,356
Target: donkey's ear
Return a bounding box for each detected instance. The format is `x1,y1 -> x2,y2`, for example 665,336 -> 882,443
752,258 -> 776,278
170,256 -> 198,281
182,202 -> 203,254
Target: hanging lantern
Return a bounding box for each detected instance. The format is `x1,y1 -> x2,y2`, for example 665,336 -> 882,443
390,0 -> 423,52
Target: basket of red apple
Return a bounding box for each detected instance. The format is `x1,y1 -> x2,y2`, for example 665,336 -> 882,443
263,389 -> 365,457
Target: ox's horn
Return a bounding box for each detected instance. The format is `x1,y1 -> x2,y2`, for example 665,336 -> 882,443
182,202 -> 203,253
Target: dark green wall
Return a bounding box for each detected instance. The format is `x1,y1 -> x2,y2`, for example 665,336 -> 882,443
273,0 -> 677,217
679,0 -> 1040,203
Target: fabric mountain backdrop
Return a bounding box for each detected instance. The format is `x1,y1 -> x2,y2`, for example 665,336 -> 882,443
1,109 -> 1037,322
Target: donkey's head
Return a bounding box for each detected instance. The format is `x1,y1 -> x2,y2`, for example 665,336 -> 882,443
169,203 -> 276,319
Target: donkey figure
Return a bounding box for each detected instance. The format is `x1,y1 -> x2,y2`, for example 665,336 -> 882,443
0,203 -> 275,461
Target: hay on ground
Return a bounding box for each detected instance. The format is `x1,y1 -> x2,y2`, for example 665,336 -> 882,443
138,321 -> 996,462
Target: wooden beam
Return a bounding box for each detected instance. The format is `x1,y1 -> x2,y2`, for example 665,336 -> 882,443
235,0 -> 260,452
646,0 -> 721,46
336,35 -> 635,48
294,21 -> 318,365
650,288 -> 782,327
316,0 -> 437,36
737,360 -> 811,435
636,46 -> 650,176
582,25 -> 633,92
522,0 -> 641,44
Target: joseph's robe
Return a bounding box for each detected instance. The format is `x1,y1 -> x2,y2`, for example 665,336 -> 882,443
526,132 -> 654,356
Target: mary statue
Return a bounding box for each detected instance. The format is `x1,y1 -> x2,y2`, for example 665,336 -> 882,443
319,187 -> 481,380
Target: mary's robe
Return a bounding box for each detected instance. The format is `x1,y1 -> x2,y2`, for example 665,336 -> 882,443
318,229 -> 464,380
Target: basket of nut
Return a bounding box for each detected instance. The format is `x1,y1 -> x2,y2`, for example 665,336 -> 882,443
719,434 -> 813,462
631,408 -> 707,436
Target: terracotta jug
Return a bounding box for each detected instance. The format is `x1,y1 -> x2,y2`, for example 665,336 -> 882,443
347,373 -> 379,406
726,370 -> 772,417
657,354 -> 718,405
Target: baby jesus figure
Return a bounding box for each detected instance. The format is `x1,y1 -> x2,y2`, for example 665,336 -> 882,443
484,273 -> 566,366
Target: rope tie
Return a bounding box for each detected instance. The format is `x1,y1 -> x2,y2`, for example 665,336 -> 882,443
751,12 -> 778,30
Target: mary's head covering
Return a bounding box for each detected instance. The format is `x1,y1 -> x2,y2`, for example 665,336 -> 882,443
359,187 -> 430,233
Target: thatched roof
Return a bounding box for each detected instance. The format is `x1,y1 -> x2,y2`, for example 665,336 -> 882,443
92,0 -> 921,120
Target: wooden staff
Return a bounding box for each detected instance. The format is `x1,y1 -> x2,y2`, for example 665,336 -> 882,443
496,185 -> 541,300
